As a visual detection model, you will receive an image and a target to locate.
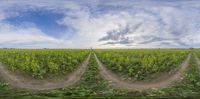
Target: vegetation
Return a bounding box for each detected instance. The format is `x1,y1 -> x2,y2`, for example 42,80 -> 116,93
195,49 -> 200,58
0,54 -> 114,99
95,49 -> 190,80
146,52 -> 200,98
0,49 -> 89,78
61,54 -> 113,97
1,49 -> 200,98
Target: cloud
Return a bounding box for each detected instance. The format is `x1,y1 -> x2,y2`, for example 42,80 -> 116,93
96,3 -> 200,48
0,23 -> 68,47
0,0 -> 200,48
0,1 -> 77,48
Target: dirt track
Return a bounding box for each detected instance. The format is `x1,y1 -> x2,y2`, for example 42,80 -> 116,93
0,53 -> 192,91
195,55 -> 200,70
0,54 -> 91,91
94,53 -> 191,90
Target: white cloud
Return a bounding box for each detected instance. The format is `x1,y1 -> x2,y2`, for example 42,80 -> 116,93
0,23 -> 68,47
93,4 -> 200,48
0,0 -> 200,48
0,0 -> 78,48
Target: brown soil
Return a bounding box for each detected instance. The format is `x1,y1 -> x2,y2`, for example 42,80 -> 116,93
0,54 -> 91,91
195,55 -> 200,70
94,53 -> 191,90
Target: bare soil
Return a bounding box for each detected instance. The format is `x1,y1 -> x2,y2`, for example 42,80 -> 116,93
0,54 -> 91,91
195,55 -> 200,70
94,53 -> 191,90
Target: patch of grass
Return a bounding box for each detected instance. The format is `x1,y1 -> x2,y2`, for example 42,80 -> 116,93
20,53 -> 114,98
149,53 -> 200,97
61,53 -> 114,97
1,52 -> 200,98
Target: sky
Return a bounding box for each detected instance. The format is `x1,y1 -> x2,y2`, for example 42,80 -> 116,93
0,0 -> 200,48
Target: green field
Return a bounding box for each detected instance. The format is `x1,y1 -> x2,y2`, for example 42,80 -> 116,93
0,49 -> 89,79
95,49 -> 190,81
0,49 -> 200,98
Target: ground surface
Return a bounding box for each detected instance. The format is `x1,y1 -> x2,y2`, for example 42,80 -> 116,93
1,52 -> 200,98
95,53 -> 191,90
0,54 -> 91,90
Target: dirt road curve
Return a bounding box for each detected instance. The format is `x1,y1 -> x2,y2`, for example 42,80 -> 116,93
195,55 -> 200,70
0,53 -> 91,91
94,53 -> 191,90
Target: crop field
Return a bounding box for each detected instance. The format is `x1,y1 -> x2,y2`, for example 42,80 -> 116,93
95,49 -> 190,81
2,0 -> 200,98
0,49 -> 200,98
0,49 -> 89,79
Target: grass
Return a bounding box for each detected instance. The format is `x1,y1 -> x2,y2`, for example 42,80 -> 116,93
0,52 -> 200,98
149,52 -> 200,97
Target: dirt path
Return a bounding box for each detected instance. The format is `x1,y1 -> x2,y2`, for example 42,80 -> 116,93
195,55 -> 200,70
94,53 -> 191,90
0,53 -> 91,91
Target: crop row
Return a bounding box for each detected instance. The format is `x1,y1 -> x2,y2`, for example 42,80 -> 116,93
0,49 -> 89,78
95,49 -> 190,80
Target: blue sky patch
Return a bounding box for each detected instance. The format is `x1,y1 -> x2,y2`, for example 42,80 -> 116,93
0,0 -> 200,48
4,8 -> 71,38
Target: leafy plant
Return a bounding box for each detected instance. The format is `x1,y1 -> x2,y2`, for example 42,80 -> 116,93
0,49 -> 89,79
95,49 -> 190,80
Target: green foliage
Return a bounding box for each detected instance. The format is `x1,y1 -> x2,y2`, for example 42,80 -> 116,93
0,49 -> 89,79
95,49 -> 190,80
61,54 -> 113,97
1,50 -> 200,98
147,53 -> 200,97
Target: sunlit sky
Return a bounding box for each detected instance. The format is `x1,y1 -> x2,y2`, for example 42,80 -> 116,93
0,0 -> 200,48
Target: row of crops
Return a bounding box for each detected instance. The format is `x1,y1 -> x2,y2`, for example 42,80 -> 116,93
95,49 -> 190,81
0,49 -> 89,79
195,50 -> 200,59
1,49 -> 200,98
0,49 -> 192,80
0,48 -> 194,81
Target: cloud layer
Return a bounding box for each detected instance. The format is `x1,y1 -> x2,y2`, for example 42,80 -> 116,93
0,0 -> 200,48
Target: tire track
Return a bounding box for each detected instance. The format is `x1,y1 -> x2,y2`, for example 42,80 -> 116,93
94,53 -> 191,90
195,54 -> 200,70
0,53 -> 91,91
